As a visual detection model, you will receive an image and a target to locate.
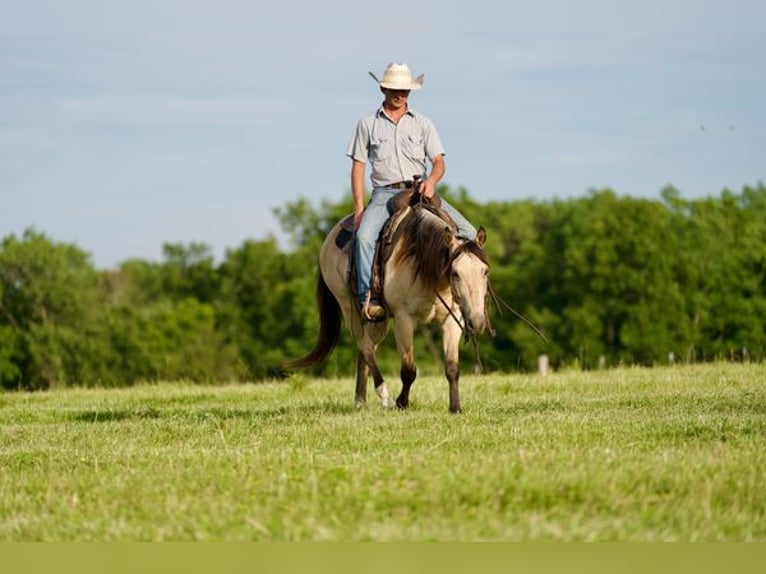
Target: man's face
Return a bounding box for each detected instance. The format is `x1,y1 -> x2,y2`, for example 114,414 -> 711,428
383,88 -> 410,109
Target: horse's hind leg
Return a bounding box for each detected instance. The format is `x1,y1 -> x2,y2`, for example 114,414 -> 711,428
357,321 -> 394,409
355,351 -> 392,408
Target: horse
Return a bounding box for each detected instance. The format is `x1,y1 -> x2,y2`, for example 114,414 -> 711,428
286,198 -> 490,413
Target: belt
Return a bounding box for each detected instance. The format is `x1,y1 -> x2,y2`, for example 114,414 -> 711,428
386,181 -> 414,189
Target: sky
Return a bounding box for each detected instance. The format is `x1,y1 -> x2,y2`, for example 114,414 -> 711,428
2,0 -> 764,269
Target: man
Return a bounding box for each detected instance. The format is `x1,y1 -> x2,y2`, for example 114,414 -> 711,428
346,62 -> 477,321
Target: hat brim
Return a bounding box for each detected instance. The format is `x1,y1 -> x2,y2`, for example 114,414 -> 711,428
369,71 -> 424,90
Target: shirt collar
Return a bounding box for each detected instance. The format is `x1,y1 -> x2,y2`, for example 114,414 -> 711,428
376,104 -> 416,122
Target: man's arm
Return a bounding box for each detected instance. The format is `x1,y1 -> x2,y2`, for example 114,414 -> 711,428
351,159 -> 366,229
421,154 -> 445,199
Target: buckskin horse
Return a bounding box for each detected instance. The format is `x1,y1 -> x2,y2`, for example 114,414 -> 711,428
286,194 -> 490,413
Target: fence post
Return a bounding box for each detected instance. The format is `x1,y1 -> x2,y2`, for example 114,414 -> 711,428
538,354 -> 549,376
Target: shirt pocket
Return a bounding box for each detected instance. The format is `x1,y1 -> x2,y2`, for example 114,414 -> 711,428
369,136 -> 393,161
404,133 -> 426,161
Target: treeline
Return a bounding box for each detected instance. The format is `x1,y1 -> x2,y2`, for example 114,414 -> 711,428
1,183 -> 765,390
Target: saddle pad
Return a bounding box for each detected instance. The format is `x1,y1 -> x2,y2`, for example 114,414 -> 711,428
335,214 -> 355,250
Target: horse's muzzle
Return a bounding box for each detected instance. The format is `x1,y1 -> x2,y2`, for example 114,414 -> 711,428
464,315 -> 487,336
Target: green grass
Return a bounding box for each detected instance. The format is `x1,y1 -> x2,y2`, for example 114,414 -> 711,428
1,363 -> 764,541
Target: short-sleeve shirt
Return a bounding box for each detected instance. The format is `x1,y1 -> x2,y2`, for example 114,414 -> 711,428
346,106 -> 445,189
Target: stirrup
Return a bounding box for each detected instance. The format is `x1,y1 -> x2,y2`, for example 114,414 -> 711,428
362,297 -> 387,322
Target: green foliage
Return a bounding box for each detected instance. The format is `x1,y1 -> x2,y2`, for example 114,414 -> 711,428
0,325 -> 22,384
667,186 -> 766,361
1,183 -> 765,388
0,230 -> 107,389
160,242 -> 220,303
105,299 -> 243,384
480,184 -> 766,370
215,239 -> 292,379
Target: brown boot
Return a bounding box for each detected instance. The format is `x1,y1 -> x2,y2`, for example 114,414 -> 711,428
363,297 -> 387,322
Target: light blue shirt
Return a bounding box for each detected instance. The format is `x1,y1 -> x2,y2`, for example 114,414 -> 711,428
346,106 -> 445,189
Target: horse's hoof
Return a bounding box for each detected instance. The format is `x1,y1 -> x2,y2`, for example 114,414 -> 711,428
381,397 -> 395,409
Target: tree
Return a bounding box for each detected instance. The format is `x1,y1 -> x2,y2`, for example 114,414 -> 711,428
0,229 -> 110,389
217,239 -> 306,379
104,298 -> 242,384
668,184 -> 766,361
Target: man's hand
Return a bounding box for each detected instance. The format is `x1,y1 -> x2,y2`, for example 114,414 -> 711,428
419,178 -> 436,199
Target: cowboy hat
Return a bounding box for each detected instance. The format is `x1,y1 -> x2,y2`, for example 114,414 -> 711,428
368,63 -> 424,90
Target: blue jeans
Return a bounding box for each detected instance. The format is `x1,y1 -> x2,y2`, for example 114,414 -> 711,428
356,187 -> 477,305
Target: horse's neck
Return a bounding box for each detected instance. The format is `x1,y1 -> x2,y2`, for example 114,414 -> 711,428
384,205 -> 459,269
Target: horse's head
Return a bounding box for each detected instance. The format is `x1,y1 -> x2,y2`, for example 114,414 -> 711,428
449,227 -> 489,335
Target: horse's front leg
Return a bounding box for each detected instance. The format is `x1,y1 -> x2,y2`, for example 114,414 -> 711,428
392,316 -> 417,409
442,316 -> 463,413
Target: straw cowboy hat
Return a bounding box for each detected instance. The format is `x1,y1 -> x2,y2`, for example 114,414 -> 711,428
368,63 -> 425,90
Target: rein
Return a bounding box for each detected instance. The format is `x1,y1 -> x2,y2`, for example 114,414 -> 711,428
435,240 -> 497,373
486,281 -> 549,344
411,199 -> 549,372
435,289 -> 487,373
435,239 -> 549,373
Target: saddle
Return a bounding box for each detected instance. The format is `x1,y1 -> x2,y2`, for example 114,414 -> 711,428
337,189 -> 458,313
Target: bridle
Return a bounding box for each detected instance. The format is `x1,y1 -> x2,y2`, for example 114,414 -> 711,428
433,239 -> 496,372
436,238 -> 548,372
437,243 -> 495,338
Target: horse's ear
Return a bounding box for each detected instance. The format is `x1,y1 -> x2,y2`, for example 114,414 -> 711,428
475,226 -> 487,247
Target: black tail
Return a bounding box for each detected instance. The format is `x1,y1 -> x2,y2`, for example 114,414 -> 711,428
284,271 -> 342,370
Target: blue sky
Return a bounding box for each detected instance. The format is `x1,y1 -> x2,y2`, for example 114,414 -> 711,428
2,0 -> 764,268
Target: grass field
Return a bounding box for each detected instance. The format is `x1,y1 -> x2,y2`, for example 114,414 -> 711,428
0,363 -> 764,541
